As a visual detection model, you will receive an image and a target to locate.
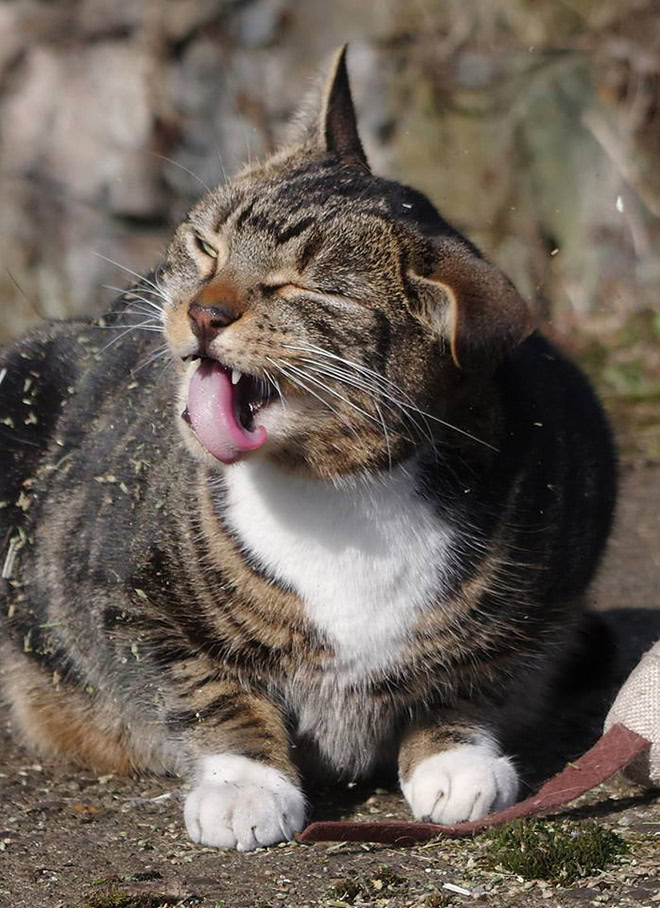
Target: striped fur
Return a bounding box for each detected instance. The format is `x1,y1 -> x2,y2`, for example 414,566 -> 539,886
0,48 -> 616,849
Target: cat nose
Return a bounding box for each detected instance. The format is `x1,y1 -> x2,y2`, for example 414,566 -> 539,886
188,303 -> 240,353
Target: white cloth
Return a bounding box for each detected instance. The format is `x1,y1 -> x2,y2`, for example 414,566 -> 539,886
604,640 -> 660,788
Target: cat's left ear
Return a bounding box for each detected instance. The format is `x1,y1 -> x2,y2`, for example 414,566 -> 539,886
410,237 -> 535,373
287,45 -> 369,167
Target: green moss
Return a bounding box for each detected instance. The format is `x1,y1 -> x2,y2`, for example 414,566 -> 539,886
83,887 -> 181,908
483,819 -> 627,883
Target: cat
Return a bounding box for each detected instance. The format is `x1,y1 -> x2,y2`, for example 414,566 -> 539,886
0,46 -> 616,851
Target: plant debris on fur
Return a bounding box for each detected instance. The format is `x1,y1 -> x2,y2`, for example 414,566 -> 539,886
483,819 -> 628,883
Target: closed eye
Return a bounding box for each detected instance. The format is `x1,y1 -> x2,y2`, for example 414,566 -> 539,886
263,282 -> 308,295
194,235 -> 219,259
266,283 -> 360,312
263,281 -> 348,299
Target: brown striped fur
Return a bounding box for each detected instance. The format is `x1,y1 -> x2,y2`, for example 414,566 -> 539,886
0,48 -> 616,845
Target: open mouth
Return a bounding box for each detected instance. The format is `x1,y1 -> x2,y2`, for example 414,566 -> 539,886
182,357 -> 276,464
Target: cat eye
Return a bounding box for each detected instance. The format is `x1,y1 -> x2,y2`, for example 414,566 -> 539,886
261,281 -> 309,298
264,283 -> 360,315
194,235 -> 219,259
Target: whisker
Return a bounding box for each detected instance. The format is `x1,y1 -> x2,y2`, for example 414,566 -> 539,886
285,343 -> 428,418
150,151 -> 211,193
215,146 -> 229,184
4,268 -> 46,321
284,342 -> 497,452
94,324 -> 161,355
133,344 -> 171,375
278,360 -> 385,431
266,358 -> 361,444
284,346 -> 439,460
288,343 -> 426,415
262,368 -> 286,411
102,284 -> 163,301
92,253 -> 163,297
102,286 -> 164,314
301,360 -> 432,450
119,306 -> 164,321
134,285 -> 166,300
373,399 -> 393,472
93,319 -> 162,332
275,358 -> 418,462
282,345 -> 435,450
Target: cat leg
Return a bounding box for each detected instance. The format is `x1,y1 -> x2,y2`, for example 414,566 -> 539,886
174,684 -> 306,850
2,644 -> 146,774
398,717 -> 519,824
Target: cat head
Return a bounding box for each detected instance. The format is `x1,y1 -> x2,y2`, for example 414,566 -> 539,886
161,47 -> 533,479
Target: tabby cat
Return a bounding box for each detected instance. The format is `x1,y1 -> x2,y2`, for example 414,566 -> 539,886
0,48 -> 616,850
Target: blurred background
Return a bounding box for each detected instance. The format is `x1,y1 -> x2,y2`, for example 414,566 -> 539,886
0,0 -> 658,458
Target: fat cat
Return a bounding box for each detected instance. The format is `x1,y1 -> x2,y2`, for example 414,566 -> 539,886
0,47 -> 616,850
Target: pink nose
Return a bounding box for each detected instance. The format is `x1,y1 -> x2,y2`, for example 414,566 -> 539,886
188,303 -> 240,353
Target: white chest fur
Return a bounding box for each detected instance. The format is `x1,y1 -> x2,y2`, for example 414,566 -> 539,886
221,459 -> 453,676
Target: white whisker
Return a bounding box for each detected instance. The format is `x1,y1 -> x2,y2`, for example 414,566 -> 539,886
373,399 -> 393,472
150,152 -> 211,193
262,368 -> 286,411
94,323 -> 162,355
283,342 -> 497,452
102,286 -> 164,314
215,146 -> 229,184
133,344 -> 171,374
278,360 -> 385,431
119,306 -> 164,321
266,358 -> 361,445
93,318 -> 162,332
300,360 -> 432,450
280,343 -> 435,451
102,284 -> 164,302
92,253 -> 163,297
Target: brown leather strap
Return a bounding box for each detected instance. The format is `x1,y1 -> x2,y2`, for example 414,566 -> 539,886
298,724 -> 651,845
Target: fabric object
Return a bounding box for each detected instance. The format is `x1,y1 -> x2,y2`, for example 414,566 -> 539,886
604,639 -> 660,788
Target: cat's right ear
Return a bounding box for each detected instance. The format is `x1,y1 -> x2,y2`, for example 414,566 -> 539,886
286,45 -> 369,167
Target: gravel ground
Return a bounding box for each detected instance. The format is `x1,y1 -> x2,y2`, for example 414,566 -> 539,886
1,461 -> 658,908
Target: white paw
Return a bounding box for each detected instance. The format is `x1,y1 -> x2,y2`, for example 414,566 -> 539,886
184,754 -> 306,851
401,742 -> 519,824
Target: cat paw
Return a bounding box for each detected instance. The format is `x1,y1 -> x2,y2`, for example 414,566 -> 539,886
184,754 -> 306,850
401,743 -> 519,825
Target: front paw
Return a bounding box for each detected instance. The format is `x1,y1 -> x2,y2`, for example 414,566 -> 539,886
184,754 -> 306,851
401,743 -> 519,825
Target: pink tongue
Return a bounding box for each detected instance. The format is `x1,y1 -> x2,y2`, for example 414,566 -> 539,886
187,361 -> 267,465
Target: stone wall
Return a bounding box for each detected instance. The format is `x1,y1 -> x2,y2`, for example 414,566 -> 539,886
1,0 -> 658,339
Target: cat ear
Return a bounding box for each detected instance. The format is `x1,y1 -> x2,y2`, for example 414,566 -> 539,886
288,45 -> 369,166
411,237 -> 534,372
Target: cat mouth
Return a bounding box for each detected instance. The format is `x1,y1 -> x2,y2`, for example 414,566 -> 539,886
182,357 -> 276,465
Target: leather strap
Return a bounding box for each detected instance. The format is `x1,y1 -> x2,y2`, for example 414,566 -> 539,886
298,724 -> 651,845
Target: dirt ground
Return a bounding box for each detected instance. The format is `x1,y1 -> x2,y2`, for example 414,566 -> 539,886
1,456 -> 659,907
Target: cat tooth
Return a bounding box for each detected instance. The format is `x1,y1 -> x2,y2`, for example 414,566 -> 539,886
231,368 -> 242,386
